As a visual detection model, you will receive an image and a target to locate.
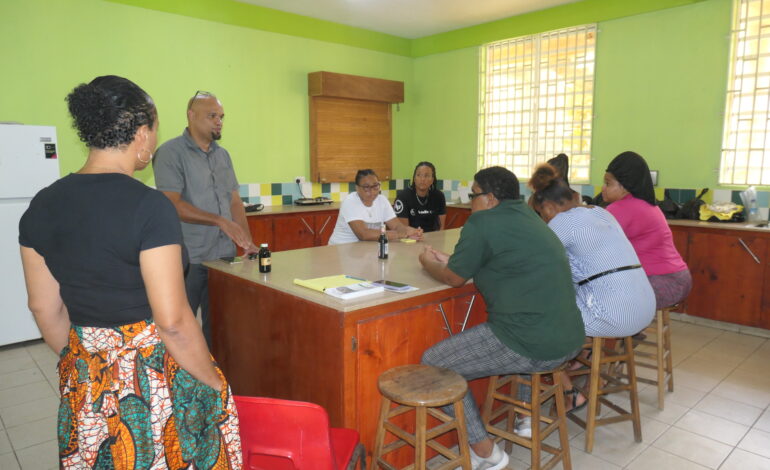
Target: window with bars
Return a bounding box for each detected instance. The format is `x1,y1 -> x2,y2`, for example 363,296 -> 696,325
720,0 -> 770,185
478,25 -> 597,183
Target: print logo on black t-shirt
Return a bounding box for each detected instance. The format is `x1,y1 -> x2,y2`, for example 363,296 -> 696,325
394,200 -> 404,215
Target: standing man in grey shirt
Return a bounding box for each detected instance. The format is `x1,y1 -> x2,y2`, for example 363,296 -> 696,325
153,91 -> 257,346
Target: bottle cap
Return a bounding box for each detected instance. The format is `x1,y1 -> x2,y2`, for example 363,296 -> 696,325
260,243 -> 268,247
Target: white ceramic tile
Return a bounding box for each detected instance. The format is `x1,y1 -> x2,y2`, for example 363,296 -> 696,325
755,408 -> 770,433
6,416 -> 57,450
652,427 -> 732,469
720,448 -> 770,470
0,355 -> 37,376
710,372 -> 770,409
674,409 -> 750,446
0,346 -> 31,362
0,369 -> 46,391
0,453 -> 20,470
636,396 -> 690,425
564,445 -> 621,470
693,393 -> 763,426
0,381 -> 57,409
712,189 -> 732,203
570,416 -> 668,467
0,396 -> 59,428
0,429 -> 12,454
738,428 -> 770,459
23,342 -> 57,364
15,439 -> 58,470
626,446 -> 709,470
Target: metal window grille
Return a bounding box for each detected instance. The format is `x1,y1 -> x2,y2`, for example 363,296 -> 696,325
478,25 -> 596,183
721,0 -> 770,185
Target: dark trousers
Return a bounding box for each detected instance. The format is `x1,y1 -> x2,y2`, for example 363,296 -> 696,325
185,263 -> 211,347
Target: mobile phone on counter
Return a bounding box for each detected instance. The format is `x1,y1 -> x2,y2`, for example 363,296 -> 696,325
372,279 -> 412,292
220,256 -> 243,264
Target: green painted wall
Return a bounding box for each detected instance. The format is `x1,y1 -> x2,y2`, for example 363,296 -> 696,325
0,0 -> 414,185
591,0 -> 732,188
412,0 -> 733,186
1,0 -> 735,189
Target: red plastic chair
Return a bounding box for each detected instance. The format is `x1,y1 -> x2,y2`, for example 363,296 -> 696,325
234,396 -> 366,470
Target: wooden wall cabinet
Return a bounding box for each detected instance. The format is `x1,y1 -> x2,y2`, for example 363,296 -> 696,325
445,206 -> 471,229
309,71 -> 404,183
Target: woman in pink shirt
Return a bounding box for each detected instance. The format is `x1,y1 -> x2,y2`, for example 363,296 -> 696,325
602,151 -> 692,308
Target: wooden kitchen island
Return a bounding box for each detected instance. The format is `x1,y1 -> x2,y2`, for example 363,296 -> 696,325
204,229 -> 488,460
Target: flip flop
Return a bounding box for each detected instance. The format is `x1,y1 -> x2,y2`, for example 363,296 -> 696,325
565,388 -> 588,414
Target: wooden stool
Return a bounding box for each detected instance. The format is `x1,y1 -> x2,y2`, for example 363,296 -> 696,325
566,337 -> 642,453
632,305 -> 676,409
372,364 -> 471,470
480,365 -> 572,470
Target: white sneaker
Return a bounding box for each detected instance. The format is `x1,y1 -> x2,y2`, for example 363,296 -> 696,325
469,443 -> 509,470
514,416 -> 532,438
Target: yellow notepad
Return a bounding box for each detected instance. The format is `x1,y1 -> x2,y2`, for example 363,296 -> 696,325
293,274 -> 366,293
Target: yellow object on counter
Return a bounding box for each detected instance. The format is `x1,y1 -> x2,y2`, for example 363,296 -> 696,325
699,203 -> 743,221
400,238 -> 417,244
293,274 -> 367,292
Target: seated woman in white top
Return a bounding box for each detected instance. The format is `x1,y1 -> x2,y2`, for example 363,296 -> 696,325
328,169 -> 423,245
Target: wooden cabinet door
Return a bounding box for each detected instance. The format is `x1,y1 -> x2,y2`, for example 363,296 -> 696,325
272,215 -> 316,252
445,207 -> 471,229
687,231 -> 766,326
314,212 -> 338,246
247,216 -> 273,249
355,301 -> 455,466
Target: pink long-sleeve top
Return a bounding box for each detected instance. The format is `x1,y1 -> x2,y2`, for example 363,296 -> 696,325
605,194 -> 687,276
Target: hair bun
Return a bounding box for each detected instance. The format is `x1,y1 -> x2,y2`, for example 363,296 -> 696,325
528,163 -> 559,192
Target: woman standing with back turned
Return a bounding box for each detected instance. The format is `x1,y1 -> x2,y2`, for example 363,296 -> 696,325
18,75 -> 241,469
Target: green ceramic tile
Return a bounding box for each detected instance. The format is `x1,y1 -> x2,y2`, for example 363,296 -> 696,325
271,183 -> 282,195
322,183 -> 331,193
282,195 -> 292,205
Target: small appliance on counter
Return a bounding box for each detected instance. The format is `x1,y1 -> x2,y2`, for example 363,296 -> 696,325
295,196 -> 333,206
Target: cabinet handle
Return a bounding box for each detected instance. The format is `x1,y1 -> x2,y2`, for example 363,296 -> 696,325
317,216 -> 331,234
459,295 -> 476,332
738,238 -> 761,264
437,304 -> 453,336
300,217 -> 315,235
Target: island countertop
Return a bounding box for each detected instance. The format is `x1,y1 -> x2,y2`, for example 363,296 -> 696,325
245,202 -> 341,216
203,228 -> 465,312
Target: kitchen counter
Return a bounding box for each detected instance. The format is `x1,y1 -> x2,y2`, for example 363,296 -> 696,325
245,201 -> 340,216
204,229 -> 464,311
204,228 -> 487,463
668,218 -> 770,233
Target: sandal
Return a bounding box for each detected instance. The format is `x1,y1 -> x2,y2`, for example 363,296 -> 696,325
564,388 -> 588,414
568,350 -> 592,371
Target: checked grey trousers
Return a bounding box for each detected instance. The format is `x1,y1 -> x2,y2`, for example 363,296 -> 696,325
421,323 -> 581,444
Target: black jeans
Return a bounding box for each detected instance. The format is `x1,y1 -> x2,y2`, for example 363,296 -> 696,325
185,263 -> 211,347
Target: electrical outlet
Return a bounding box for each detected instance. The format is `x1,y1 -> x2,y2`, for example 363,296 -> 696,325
295,176 -> 306,185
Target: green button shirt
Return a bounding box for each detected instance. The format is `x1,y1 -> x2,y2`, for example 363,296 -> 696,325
448,199 -> 584,360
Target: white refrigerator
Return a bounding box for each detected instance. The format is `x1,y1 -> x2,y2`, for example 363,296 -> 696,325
0,124 -> 61,346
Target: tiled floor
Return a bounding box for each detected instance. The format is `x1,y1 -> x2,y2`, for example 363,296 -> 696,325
1,320 -> 770,469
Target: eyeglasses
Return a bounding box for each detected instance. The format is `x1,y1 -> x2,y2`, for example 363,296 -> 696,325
357,183 -> 381,192
193,90 -> 214,98
468,191 -> 489,200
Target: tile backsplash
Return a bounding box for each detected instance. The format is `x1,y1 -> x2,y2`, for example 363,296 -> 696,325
239,180 -> 770,220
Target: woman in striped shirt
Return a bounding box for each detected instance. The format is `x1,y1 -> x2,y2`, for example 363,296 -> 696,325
529,163 -> 656,412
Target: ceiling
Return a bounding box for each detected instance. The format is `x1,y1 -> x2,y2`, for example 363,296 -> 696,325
234,0 -> 582,39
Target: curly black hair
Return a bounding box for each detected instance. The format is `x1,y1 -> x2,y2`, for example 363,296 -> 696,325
66,75 -> 156,149
474,166 -> 520,201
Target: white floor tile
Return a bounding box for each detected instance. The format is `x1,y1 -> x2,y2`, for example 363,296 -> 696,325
754,408 -> 770,433
625,446 -> 709,470
570,416 -> 668,467
674,409 -> 750,446
693,393 -> 763,426
0,381 -> 57,409
0,356 -> 37,376
0,396 -> 59,428
0,347 -> 31,362
0,369 -> 46,392
6,417 -> 57,451
0,429 -> 12,454
737,428 -> 770,459
639,383 -> 705,408
0,452 -> 20,470
15,439 -> 57,470
720,448 -> 770,470
566,445 -> 622,469
652,427 -> 732,469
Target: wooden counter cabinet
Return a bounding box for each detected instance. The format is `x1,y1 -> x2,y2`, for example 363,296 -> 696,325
445,206 -> 471,229
246,209 -> 338,252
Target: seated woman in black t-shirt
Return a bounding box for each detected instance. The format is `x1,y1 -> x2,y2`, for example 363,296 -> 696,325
393,161 -> 447,232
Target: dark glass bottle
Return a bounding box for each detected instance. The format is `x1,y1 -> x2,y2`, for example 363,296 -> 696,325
258,243 -> 271,273
378,225 -> 388,259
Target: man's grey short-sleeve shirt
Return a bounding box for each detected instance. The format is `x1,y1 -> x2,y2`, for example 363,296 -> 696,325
153,129 -> 239,263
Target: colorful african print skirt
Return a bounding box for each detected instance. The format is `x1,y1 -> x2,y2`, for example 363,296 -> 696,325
56,319 -> 242,469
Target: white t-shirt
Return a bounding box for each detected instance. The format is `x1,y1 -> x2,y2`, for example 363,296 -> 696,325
328,193 -> 396,245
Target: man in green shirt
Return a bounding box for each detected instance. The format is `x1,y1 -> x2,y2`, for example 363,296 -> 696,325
419,166 -> 584,470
